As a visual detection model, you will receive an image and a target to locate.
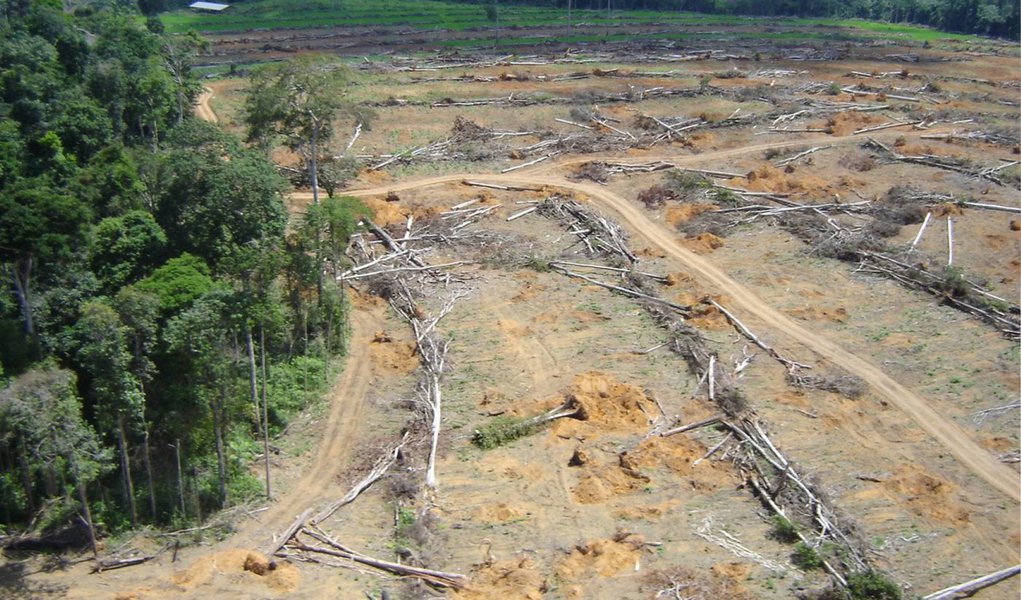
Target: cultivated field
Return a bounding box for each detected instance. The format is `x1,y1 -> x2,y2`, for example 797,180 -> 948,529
12,19 -> 1021,600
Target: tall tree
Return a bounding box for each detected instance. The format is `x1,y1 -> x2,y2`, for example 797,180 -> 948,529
244,55 -> 369,205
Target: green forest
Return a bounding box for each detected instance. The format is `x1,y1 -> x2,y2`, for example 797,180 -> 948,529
0,0 -> 370,546
530,0 -> 1020,39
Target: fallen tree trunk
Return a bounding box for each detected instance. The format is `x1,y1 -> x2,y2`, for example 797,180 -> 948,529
922,564 -> 1020,600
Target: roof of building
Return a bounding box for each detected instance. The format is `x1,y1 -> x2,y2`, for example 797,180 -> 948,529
189,2 -> 229,11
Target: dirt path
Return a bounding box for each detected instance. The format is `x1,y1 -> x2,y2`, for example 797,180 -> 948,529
332,139 -> 1020,502
226,307 -> 380,550
195,87 -> 218,123
192,92 -> 1015,502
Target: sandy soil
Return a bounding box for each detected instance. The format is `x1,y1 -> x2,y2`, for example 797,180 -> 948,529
7,40 -> 1019,600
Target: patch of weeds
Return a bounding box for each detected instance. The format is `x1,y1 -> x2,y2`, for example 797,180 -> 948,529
846,571 -> 902,600
768,515 -> 800,543
791,542 -> 824,570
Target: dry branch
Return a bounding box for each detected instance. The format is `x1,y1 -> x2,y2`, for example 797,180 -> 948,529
291,534 -> 466,589
660,416 -> 721,437
311,433 -> 410,525
708,300 -> 810,372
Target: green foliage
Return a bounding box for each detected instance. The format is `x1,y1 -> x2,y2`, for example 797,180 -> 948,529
0,365 -> 111,517
472,415 -> 538,449
90,210 -> 168,293
136,253 -> 217,315
147,121 -> 288,271
847,571 -> 901,600
792,542 -> 824,570
769,515 -> 800,543
664,169 -> 711,195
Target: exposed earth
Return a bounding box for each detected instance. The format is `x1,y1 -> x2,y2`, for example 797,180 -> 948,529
5,30 -> 1020,600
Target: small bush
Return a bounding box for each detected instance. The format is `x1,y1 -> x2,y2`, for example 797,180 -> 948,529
472,415 -> 537,449
792,542 -> 824,570
716,387 -> 748,416
827,82 -> 841,95
637,185 -> 677,209
769,515 -> 800,543
664,169 -> 712,195
847,571 -> 901,600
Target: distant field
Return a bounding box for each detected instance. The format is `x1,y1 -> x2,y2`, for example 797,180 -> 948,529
160,0 -> 984,46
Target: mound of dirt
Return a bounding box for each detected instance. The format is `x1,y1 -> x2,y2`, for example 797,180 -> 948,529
883,464 -> 971,525
456,558 -> 546,600
682,232 -> 725,254
549,373 -> 655,439
571,456 -> 651,504
556,536 -> 644,581
819,110 -> 884,136
369,333 -> 419,373
666,203 -> 719,227
171,549 -> 300,594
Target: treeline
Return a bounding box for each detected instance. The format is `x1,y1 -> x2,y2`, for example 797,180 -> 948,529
495,0 -> 1020,39
0,0 -> 367,544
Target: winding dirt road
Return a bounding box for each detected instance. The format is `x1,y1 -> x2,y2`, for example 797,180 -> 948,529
194,87 -> 1017,506
335,158 -> 1021,503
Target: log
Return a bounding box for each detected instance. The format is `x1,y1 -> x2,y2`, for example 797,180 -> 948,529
675,167 -> 743,179
959,201 -> 1021,215
746,477 -> 848,587
501,155 -> 549,173
775,145 -> 833,166
548,260 -> 669,283
293,536 -> 466,589
553,267 -> 690,313
660,416 -> 720,437
506,206 -> 538,222
910,212 -> 932,249
267,508 -> 312,557
852,120 -> 921,135
922,564 -> 1020,600
311,433 -> 409,525
946,217 -> 954,266
693,432 -> 732,466
555,117 -> 594,130
708,300 -> 810,371
841,87 -> 920,102
463,180 -> 543,192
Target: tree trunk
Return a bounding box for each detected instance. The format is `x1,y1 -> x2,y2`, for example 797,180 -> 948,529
212,391 -> 228,507
116,414 -> 137,525
70,458 -> 98,558
246,329 -> 263,438
17,439 -> 35,512
174,439 -> 186,518
9,258 -> 34,335
309,119 -> 321,205
142,419 -> 156,519
260,325 -> 271,500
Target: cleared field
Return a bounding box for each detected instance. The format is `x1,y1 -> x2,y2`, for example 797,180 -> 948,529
14,21 -> 1020,600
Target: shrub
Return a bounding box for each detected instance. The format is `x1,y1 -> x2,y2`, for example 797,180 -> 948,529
769,515 -> 800,543
664,169 -> 712,195
847,571 -> 901,600
792,542 -> 824,570
827,82 -> 841,95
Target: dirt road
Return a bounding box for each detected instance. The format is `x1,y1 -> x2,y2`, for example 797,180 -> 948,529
336,154 -> 1020,503
227,307 -> 380,550
193,91 -> 1017,504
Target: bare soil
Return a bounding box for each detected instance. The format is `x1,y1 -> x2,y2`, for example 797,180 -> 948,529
7,36 -> 1019,600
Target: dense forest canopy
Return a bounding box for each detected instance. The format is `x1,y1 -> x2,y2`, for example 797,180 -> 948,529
0,0 -> 368,543
507,0 -> 1019,39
